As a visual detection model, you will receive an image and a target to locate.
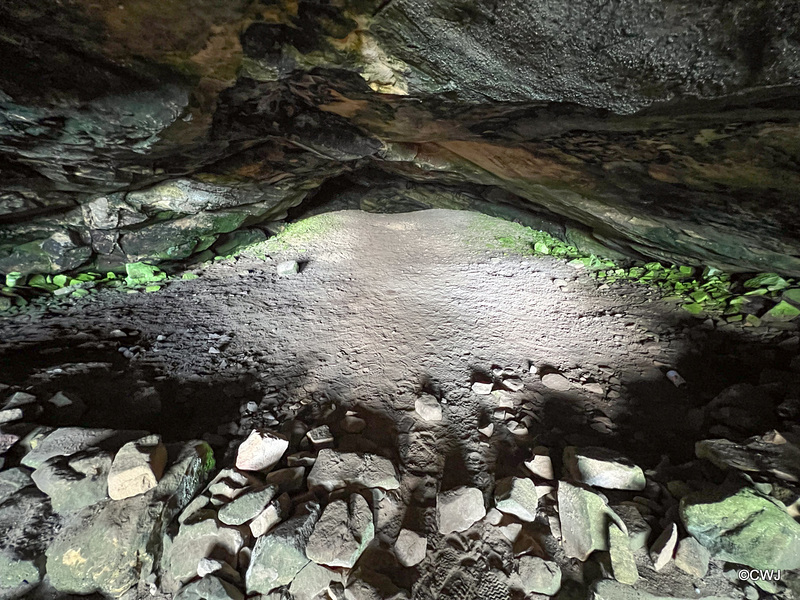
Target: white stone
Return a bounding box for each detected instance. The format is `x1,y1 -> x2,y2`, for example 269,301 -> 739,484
250,493 -> 291,538
437,486 -> 485,534
277,260 -> 300,276
107,435 -> 167,500
236,429 -> 289,472
471,381 -> 494,395
524,449 -> 554,479
307,425 -> 334,446
502,378 -> 524,392
478,423 -> 494,438
649,522 -> 678,571
414,394 -> 443,422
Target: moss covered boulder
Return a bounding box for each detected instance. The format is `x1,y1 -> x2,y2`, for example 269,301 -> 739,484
680,486 -> 800,570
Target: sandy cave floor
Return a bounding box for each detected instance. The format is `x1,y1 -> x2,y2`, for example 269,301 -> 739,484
1,209 -> 797,599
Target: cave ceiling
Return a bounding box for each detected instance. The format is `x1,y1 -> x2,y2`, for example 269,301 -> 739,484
1,0 -> 799,275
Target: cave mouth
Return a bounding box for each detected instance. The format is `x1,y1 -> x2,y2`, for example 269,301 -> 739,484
2,208 -> 798,599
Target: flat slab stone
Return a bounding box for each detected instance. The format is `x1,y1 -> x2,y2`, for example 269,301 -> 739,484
609,523 -> 638,585
541,373 -> 571,391
649,522 -> 678,572
563,446 -> 646,491
517,556 -> 561,596
307,449 -> 399,493
680,486 -> 800,570
558,482 -> 626,561
21,428 -> 147,469
494,477 -> 539,521
246,503 -> 320,594
306,494 -> 374,568
218,485 -> 279,526
32,448 -> 112,514
437,486 -> 485,534
394,529 -> 426,567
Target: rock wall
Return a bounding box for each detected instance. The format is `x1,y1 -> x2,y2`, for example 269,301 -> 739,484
1,0 -> 799,275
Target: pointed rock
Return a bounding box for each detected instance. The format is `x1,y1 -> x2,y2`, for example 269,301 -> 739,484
674,536 -> 710,578
649,522 -> 678,572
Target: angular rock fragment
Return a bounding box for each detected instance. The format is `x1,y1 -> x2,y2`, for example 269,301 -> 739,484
32,448 -> 112,513
246,503 -> 321,594
307,449 -> 400,492
557,482 -> 626,560
541,373 -> 571,391
524,448 -> 554,479
307,425 -> 335,446
174,575 -> 244,600
235,429 -> 289,472
437,486 -> 485,534
563,446 -> 646,491
696,434 -> 800,483
609,523 -> 638,584
649,522 -> 678,572
107,434 -> 167,500
414,394 -> 443,422
0,392 -> 40,424
680,486 -> 800,570
289,562 -> 339,600
218,484 -> 279,526
611,504 -> 652,551
494,476 -> 539,521
517,556 -> 561,596
471,381 -> 493,395
250,493 -> 292,538
306,494 -> 375,568
163,518 -> 245,591
674,536 -> 710,578
46,441 -> 214,596
0,468 -> 33,504
21,427 -> 147,469
277,260 -> 300,276
394,529 -> 427,567
265,466 -> 306,494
